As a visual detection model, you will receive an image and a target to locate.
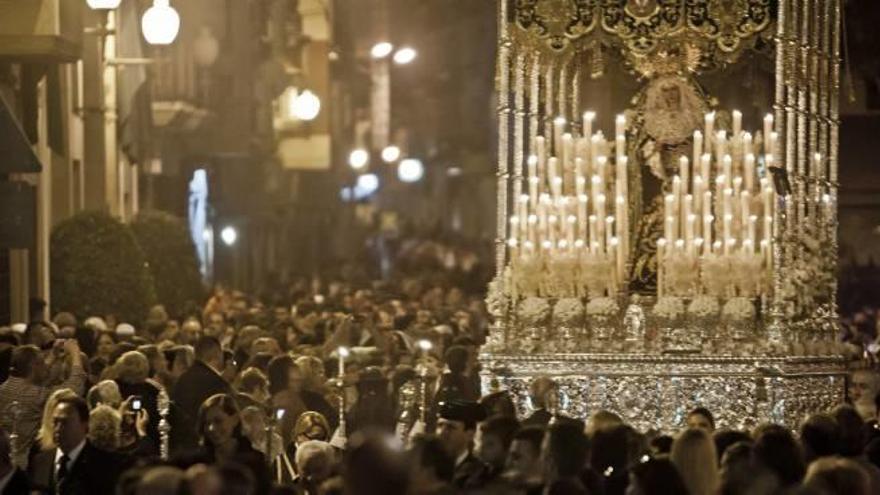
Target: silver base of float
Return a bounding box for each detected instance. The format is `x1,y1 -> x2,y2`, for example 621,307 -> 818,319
480,352 -> 848,432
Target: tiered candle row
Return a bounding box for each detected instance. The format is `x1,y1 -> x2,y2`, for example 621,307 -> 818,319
658,112 -> 786,297
507,112 -> 630,296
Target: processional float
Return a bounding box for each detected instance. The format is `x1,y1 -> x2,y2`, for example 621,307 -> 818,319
483,0 -> 851,430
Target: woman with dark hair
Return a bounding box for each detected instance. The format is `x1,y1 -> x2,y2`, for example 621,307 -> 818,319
628,457 -> 690,495
266,355 -> 307,444
196,393 -> 270,494
751,424 -> 805,488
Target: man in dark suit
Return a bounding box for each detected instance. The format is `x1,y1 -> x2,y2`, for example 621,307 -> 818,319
0,427 -> 28,495
170,336 -> 231,454
29,396 -> 124,494
435,400 -> 487,489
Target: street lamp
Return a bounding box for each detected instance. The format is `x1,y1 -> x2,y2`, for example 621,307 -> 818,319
370,42 -> 394,59
381,145 -> 401,163
393,47 -> 417,65
291,90 -> 321,121
86,0 -> 121,9
142,0 -> 180,45
220,226 -> 238,246
355,173 -> 380,196
348,149 -> 369,170
398,158 -> 424,183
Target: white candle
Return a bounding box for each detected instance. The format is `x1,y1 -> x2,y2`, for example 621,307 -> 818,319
722,155 -> 732,188
338,347 -> 349,376
702,211 -> 713,255
744,153 -> 755,192
723,213 -> 733,254
588,215 -> 598,252
575,157 -> 585,180
562,133 -> 574,188
597,195 -> 606,251
578,194 -> 588,237
679,156 -> 690,195
716,132 -> 728,163
664,194 -> 675,240
686,214 -> 696,255
615,114 -> 626,137
748,214 -> 758,245
704,112 -> 715,154
693,131 -> 703,167
536,137 -> 547,194
657,238 -> 667,297
740,191 -> 751,234
553,117 -> 566,158
732,109 -> 742,137
583,111 -> 595,142
528,214 -> 538,245
701,154 -> 711,187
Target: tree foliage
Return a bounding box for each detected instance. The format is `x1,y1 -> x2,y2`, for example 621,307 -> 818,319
131,210 -> 205,319
50,211 -> 156,325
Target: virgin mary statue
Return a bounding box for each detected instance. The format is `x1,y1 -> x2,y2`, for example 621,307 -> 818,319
627,74 -> 710,294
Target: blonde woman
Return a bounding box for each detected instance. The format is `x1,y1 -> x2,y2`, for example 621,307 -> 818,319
88,404 -> 121,451
670,427 -> 720,495
273,411 -> 331,485
115,350 -> 162,445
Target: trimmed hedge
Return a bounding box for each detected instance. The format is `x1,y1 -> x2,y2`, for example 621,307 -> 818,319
50,211 -> 156,325
131,210 -> 205,318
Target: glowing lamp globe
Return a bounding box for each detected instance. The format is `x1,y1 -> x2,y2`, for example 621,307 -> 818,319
292,90 -> 321,121
348,149 -> 369,170
393,47 -> 417,65
220,226 -> 237,246
381,145 -> 401,163
371,42 -> 393,59
142,0 -> 180,46
398,158 -> 424,183
355,174 -> 380,196
87,0 -> 122,9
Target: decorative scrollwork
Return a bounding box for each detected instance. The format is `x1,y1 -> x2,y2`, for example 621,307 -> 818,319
510,0 -> 773,72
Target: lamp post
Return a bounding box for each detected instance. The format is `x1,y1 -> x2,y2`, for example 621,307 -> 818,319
85,0 -> 181,219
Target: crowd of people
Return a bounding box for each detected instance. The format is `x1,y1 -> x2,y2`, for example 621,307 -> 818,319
0,263 -> 878,494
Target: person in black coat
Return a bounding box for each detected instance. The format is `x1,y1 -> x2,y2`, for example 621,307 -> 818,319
170,336 -> 231,454
0,427 -> 28,495
28,397 -> 126,495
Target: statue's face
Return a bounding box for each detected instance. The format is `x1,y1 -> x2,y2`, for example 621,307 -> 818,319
661,85 -> 682,111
